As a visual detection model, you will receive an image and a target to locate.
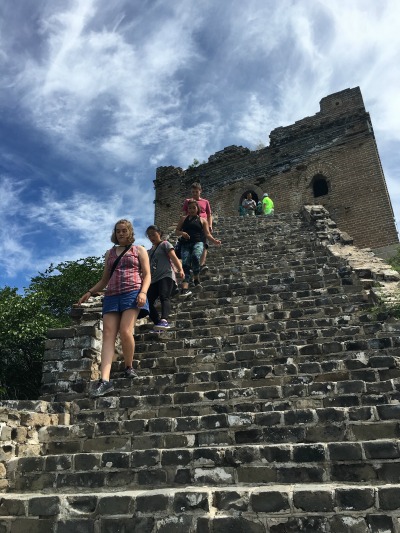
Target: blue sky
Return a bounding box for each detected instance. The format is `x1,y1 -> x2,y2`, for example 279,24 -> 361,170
1,0 -> 400,291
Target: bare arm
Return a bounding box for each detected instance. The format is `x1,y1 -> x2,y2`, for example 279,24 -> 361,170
137,246 -> 151,307
206,201 -> 213,231
176,216 -> 190,240
168,248 -> 184,278
207,214 -> 213,232
201,219 -> 221,246
77,251 -> 111,305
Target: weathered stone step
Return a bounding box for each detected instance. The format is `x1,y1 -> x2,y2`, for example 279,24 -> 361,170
2,483 -> 399,533
7,438 -> 400,492
70,378 -> 400,424
134,330 -> 400,361
131,346 -> 400,379
104,370 -> 400,401
42,404 -> 400,451
207,254 -> 345,270
165,296 -> 368,325
110,352 -> 400,389
173,294 -> 368,315
136,325 -> 398,351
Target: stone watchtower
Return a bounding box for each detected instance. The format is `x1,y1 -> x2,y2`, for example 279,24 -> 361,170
154,87 -> 398,253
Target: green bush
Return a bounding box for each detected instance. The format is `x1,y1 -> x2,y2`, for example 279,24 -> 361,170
0,256 -> 103,400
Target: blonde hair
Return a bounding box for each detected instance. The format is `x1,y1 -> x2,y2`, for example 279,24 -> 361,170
111,219 -> 135,244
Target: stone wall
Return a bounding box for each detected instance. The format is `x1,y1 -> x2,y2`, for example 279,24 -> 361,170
154,87 -> 398,251
40,306 -> 104,403
0,402 -> 70,491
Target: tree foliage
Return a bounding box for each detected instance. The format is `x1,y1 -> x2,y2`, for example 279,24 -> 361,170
0,287 -> 58,399
0,256 -> 104,400
27,256 -> 104,324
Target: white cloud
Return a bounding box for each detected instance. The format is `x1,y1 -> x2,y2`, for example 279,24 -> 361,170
16,0 -> 204,169
0,177 -> 33,278
2,0 -> 400,290
0,172 -> 155,284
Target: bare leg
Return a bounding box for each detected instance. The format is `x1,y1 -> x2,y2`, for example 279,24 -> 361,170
119,308 -> 140,368
200,247 -> 207,267
101,313 -> 120,381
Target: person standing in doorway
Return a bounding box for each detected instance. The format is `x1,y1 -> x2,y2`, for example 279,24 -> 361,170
242,192 -> 257,216
181,182 -> 212,273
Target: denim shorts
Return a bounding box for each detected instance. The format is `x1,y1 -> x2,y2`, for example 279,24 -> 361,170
102,289 -> 149,318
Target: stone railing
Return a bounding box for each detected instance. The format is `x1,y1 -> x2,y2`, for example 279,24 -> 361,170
40,301 -> 104,403
302,205 -> 400,304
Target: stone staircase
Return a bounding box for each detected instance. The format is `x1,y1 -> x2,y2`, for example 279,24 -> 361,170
2,212 -> 400,532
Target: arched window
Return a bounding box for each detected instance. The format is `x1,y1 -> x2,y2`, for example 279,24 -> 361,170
312,174 -> 329,198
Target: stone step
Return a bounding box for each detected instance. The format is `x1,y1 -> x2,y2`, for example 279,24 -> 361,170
41,404 -> 400,451
165,297 -> 369,323
69,377 -> 400,424
132,344 -> 400,373
135,325 -> 398,350
7,438 -> 400,492
2,485 -> 399,533
134,329 -> 400,358
136,295 -> 370,326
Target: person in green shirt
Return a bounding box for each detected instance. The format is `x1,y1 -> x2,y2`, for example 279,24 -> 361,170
262,193 -> 274,215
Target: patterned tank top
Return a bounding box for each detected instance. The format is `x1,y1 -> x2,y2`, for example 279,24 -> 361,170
105,245 -> 143,296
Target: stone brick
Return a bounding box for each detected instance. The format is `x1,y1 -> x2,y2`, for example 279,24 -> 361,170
73,454 -> 101,471
377,486 -> 400,512
259,445 -> 290,462
335,487 -> 375,510
277,466 -> 324,483
137,469 -> 167,486
0,498 -> 25,517
363,440 -> 399,459
101,453 -> 130,469
97,496 -> 131,515
331,464 -> 377,483
161,449 -> 191,467
173,491 -> 209,513
328,442 -> 362,461
28,497 -> 60,517
250,490 -> 289,512
366,514 -> 395,533
45,455 -> 73,472
293,490 -> 334,512
135,493 -> 169,513
377,404 -> 400,420
329,516 -> 368,533
8,518 -> 56,533
56,520 -> 94,533
66,496 -> 97,514
100,517 -> 154,533
269,517 -> 329,533
213,490 -> 249,512
198,516 -> 265,533
292,444 -> 325,462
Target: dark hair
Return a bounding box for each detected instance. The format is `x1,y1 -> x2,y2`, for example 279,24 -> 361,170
146,225 -> 162,237
187,199 -> 201,215
191,182 -> 202,190
111,219 -> 135,244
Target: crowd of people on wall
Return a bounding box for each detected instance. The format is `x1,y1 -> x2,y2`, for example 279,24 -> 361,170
77,185 -> 274,397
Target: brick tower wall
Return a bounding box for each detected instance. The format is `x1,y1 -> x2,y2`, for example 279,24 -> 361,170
154,87 -> 398,250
